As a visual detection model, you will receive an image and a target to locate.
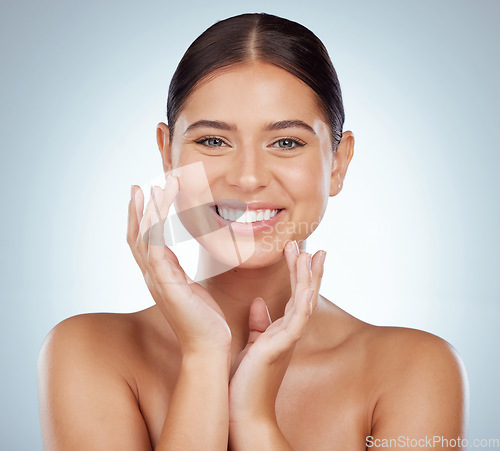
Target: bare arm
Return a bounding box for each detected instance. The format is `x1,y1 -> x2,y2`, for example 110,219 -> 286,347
157,351 -> 230,450
38,316 -> 231,450
129,179 -> 232,449
38,179 -> 234,449
38,316 -> 152,450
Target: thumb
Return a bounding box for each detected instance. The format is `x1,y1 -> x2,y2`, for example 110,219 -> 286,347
229,298 -> 272,380
247,297 -> 272,345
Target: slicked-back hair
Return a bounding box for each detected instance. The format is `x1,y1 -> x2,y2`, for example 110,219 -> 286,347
167,12 -> 344,152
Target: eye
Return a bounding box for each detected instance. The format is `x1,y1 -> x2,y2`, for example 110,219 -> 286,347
271,138 -> 306,150
194,136 -> 228,148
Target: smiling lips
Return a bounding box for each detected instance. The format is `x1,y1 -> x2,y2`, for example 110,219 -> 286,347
210,200 -> 286,234
216,206 -> 282,223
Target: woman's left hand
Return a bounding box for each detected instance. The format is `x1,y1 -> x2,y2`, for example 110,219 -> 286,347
228,242 -> 326,432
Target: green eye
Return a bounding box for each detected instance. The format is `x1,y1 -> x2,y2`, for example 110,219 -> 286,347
279,138 -> 295,149
195,136 -> 227,147
273,138 -> 305,150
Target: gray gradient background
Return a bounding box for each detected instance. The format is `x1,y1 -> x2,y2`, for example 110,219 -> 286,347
1,0 -> 499,448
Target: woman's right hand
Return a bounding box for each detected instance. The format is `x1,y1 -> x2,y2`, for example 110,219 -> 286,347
127,175 -> 232,358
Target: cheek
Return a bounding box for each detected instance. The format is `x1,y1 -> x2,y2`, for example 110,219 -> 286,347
279,159 -> 330,220
172,146 -> 197,170
174,147 -> 224,182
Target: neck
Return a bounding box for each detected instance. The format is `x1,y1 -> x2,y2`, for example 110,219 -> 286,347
195,244 -> 302,361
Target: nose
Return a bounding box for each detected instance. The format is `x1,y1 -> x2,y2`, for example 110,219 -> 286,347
225,145 -> 271,193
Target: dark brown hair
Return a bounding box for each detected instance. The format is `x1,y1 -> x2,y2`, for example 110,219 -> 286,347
166,12 -> 344,151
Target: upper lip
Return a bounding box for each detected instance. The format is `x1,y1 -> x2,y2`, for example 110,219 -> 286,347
213,199 -> 285,211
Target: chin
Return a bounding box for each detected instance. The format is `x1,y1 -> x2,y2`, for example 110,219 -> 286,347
197,232 -> 287,269
235,246 -> 285,269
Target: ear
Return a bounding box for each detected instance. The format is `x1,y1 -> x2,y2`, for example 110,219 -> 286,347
156,122 -> 173,174
329,130 -> 354,196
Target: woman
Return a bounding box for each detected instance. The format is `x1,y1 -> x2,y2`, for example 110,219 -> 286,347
38,12 -> 468,450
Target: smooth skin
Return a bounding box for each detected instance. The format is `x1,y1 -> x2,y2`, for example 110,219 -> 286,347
38,61 -> 468,450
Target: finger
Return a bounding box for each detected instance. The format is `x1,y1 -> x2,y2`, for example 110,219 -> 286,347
291,252 -> 312,310
127,186 -> 139,242
158,175 -> 178,220
310,250 -> 326,311
127,185 -> 140,250
127,186 -> 147,275
127,186 -> 162,300
134,186 -> 144,226
284,240 -> 299,302
283,249 -> 308,317
141,176 -> 178,248
146,185 -> 186,284
145,183 -> 196,303
281,251 -> 311,330
137,187 -> 153,245
148,187 -> 167,258
272,288 -> 314,355
149,177 -> 180,263
147,183 -> 182,272
129,181 -> 192,316
146,206 -> 192,306
247,297 -> 272,345
138,200 -> 157,275
284,294 -> 294,317
157,177 -> 195,285
135,187 -> 157,275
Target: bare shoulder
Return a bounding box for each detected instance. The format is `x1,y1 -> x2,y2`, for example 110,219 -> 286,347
364,325 -> 468,387
41,311 -> 138,345
39,312 -> 140,383
38,311 -> 154,450
311,300 -> 468,440
40,311 -> 141,349
362,324 -> 469,439
318,300 -> 468,385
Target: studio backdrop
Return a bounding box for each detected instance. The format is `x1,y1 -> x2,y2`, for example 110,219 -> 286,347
0,0 -> 498,448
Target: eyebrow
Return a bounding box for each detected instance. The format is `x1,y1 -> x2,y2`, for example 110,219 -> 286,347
184,119 -> 316,136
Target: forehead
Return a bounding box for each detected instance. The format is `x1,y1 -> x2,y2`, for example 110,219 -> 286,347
178,61 -> 326,131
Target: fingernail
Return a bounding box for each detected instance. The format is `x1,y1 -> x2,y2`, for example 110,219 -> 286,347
307,253 -> 312,270
293,240 -> 300,257
130,185 -> 136,198
320,250 -> 327,265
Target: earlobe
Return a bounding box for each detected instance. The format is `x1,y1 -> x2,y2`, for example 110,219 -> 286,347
156,122 -> 173,173
329,130 -> 355,196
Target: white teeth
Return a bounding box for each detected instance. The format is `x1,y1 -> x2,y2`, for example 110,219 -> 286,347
234,210 -> 245,222
217,206 -> 280,223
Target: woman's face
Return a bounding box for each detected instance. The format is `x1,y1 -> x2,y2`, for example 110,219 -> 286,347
158,61 -> 351,268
